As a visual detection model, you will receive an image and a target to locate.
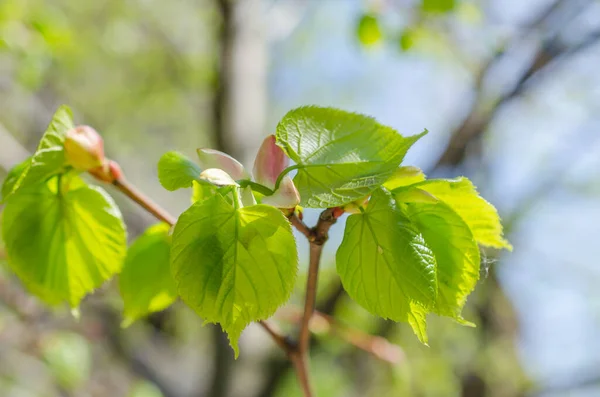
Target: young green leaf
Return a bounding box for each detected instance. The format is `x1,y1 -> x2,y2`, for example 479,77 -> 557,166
119,223 -> 177,327
336,188 -> 436,343
400,198 -> 480,323
404,178 -> 512,250
2,176 -> 127,308
383,166 -> 426,190
3,105 -> 74,199
1,158 -> 32,201
170,194 -> 298,356
276,106 -> 426,208
157,151 -> 202,191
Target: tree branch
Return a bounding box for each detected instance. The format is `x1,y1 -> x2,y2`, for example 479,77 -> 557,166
112,177 -> 177,226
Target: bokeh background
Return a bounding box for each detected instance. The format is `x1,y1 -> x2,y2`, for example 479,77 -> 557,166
1,0 -> 599,396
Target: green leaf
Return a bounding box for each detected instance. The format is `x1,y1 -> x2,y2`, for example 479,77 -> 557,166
119,223 -> 177,326
404,178 -> 512,250
192,180 -> 216,203
171,195 -> 298,356
3,105 -> 74,199
422,0 -> 456,13
383,166 -> 426,190
336,188 -> 436,343
1,157 -> 32,201
356,14 -> 382,47
399,197 -> 480,323
276,106 -> 426,208
158,151 -> 202,191
2,175 -> 127,307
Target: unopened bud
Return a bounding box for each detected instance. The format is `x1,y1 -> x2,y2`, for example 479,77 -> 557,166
197,149 -> 249,180
332,207 -> 345,219
253,135 -> 289,190
64,125 -> 105,171
261,175 -> 300,209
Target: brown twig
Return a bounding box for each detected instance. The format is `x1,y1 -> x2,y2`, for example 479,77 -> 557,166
278,306 -> 404,365
289,213 -> 312,240
112,177 -> 177,226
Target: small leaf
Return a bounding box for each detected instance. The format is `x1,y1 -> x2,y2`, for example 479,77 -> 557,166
421,0 -> 456,14
171,195 -> 298,356
356,14 -> 383,47
2,175 -> 127,307
336,188 -> 436,343
403,178 -> 512,250
4,105 -> 74,199
197,149 -> 249,180
276,106 -> 426,208
158,151 -> 202,191
399,197 -> 480,322
383,166 -> 426,190
120,223 -> 177,326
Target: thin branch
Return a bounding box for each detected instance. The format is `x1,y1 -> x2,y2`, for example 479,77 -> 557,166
298,208 -> 337,352
112,177 -> 177,226
278,307 -> 405,365
289,213 -> 312,240
259,320 -> 294,354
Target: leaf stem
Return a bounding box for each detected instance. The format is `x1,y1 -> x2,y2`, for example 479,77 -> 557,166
238,179 -> 274,196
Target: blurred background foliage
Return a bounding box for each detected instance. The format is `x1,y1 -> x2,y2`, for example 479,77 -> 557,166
1,0 -> 600,396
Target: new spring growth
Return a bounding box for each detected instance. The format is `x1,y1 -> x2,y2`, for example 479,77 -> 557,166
253,135 -> 300,209
64,125 -> 105,171
195,135 -> 300,209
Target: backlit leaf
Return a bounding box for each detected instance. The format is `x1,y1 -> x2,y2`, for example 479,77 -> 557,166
158,151 -> 202,191
3,105 -> 73,199
276,106 -> 426,208
336,188 -> 436,343
171,194 -> 298,356
120,223 -> 177,326
400,197 -> 480,322
407,178 -> 512,250
2,175 -> 127,307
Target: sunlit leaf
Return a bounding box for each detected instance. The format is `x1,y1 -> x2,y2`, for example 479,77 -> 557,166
399,197 -> 480,322
276,106 -> 426,208
404,178 -> 512,250
383,166 -> 426,190
157,151 -> 202,191
2,175 -> 127,307
171,194 -> 298,356
120,223 -> 177,326
2,105 -> 73,199
336,188 -> 436,343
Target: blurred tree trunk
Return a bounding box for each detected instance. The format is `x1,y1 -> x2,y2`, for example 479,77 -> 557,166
209,1 -> 267,397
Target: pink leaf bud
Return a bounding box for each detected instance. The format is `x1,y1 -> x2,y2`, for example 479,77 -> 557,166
196,149 -> 248,181
64,125 -> 105,171
261,175 -> 300,209
253,135 -> 289,190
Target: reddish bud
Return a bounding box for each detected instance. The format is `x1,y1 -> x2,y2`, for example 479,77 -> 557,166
332,207 -> 345,219
64,125 -> 105,171
253,135 -> 289,190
